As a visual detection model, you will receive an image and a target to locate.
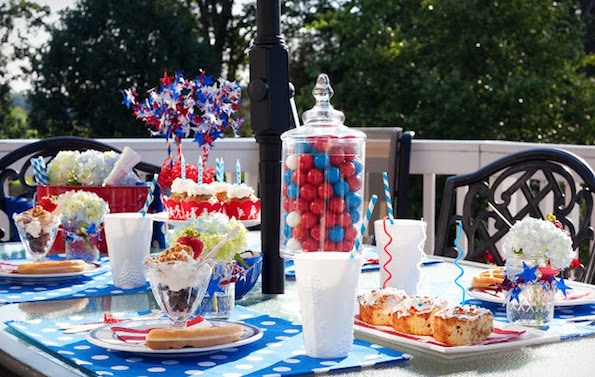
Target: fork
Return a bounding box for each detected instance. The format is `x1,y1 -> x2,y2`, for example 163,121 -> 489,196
61,310 -> 163,333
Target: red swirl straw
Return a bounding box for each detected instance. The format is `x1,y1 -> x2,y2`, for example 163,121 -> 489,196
381,218 -> 394,288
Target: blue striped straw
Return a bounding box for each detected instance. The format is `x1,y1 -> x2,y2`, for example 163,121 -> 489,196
30,157 -> 49,185
236,159 -> 241,185
351,194 -> 378,258
198,156 -> 203,184
141,173 -> 159,217
382,171 -> 395,224
181,155 -> 186,180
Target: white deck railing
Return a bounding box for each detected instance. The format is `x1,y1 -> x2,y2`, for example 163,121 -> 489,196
2,138 -> 595,253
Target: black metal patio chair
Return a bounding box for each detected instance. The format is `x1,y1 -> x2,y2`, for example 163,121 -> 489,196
0,136 -> 160,242
434,147 -> 595,284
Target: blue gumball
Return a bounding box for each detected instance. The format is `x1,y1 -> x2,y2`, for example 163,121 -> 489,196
345,191 -> 362,209
350,209 -> 361,223
313,152 -> 330,170
353,160 -> 363,175
333,180 -> 349,196
294,143 -> 313,154
328,225 -> 345,243
286,182 -> 299,199
283,169 -> 293,184
325,166 -> 341,184
283,224 -> 293,238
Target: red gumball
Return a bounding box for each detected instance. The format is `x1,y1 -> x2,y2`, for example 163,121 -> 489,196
328,145 -> 345,166
301,238 -> 319,252
347,176 -> 362,191
343,143 -> 357,161
309,198 -> 325,215
339,161 -> 356,177
293,197 -> 310,213
301,211 -> 318,229
292,170 -> 307,185
307,168 -> 324,185
312,138 -> 329,152
292,225 -> 309,241
339,240 -> 354,252
310,226 -> 322,241
321,211 -> 337,228
298,154 -> 314,170
300,183 -> 317,201
336,212 -> 352,227
329,196 -> 346,213
323,241 -> 339,251
344,225 -> 358,241
317,182 -> 334,199
283,198 -> 292,212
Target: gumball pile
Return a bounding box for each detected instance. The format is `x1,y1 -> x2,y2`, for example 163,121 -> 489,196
281,137 -> 364,253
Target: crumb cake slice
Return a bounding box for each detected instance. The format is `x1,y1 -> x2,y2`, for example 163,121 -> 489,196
391,295 -> 448,336
433,305 -> 494,346
358,288 -> 408,326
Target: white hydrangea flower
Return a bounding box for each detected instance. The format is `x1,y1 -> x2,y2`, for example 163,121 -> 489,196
503,217 -> 575,270
47,151 -> 80,185
57,190 -> 110,231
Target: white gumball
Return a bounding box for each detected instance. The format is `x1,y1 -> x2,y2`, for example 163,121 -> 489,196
285,238 -> 301,252
286,211 -> 301,227
285,154 -> 298,170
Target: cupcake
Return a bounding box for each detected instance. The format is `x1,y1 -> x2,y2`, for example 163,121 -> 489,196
224,183 -> 261,221
184,182 -> 222,218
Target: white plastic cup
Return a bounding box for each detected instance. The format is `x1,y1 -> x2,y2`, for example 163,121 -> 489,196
293,252 -> 362,358
374,219 -> 427,295
103,212 -> 153,289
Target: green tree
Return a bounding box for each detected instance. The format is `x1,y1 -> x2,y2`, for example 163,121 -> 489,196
295,0 -> 594,144
29,0 -> 217,138
0,0 -> 48,137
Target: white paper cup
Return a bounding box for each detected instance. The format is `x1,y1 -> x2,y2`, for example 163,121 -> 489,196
293,252 -> 362,358
374,219 -> 426,295
104,212 -> 152,289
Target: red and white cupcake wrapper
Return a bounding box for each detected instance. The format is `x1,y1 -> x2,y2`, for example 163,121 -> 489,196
224,198 -> 261,220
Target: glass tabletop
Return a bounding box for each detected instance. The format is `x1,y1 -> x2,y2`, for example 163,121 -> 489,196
1,241 -> 594,377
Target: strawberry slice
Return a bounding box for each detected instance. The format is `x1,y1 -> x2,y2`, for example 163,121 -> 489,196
38,195 -> 58,212
177,236 -> 204,259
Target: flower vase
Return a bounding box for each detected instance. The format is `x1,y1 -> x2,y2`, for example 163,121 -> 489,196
198,261 -> 236,319
64,224 -> 101,262
505,258 -> 557,327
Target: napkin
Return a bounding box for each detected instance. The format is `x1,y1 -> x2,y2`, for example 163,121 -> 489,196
111,315 -> 210,344
354,316 -> 525,347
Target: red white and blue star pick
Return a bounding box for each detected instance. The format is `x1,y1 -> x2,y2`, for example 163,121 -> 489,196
515,261 -> 539,283
537,260 -> 560,283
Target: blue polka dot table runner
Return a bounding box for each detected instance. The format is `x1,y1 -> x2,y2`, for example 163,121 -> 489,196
0,256 -> 149,304
5,306 -> 412,376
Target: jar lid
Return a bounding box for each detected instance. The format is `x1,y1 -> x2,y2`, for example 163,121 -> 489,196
301,73 -> 345,126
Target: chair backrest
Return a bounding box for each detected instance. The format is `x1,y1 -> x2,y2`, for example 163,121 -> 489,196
434,147 -> 595,284
0,136 -> 160,241
354,127 -> 413,240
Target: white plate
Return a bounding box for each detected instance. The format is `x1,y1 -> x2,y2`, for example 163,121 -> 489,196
354,318 -> 559,359
86,319 -> 263,357
466,280 -> 595,307
0,262 -> 101,283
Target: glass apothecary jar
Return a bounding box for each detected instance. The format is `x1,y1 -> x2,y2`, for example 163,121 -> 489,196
280,74 -> 366,258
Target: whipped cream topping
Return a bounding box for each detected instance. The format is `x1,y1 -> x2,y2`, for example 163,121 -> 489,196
208,182 -> 233,193
435,305 -> 492,320
13,208 -> 60,238
393,295 -> 448,317
151,259 -> 212,292
171,178 -> 215,196
227,183 -> 256,199
359,288 -> 408,308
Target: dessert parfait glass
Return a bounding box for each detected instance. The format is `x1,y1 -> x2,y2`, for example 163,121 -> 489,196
13,207 -> 61,262
145,255 -> 214,327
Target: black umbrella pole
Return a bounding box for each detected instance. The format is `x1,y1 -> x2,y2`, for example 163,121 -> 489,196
248,0 -> 289,294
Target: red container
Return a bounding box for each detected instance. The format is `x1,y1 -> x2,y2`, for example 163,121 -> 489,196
36,185 -> 150,253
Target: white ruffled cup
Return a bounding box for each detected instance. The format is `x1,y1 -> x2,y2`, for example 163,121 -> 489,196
374,219 -> 427,295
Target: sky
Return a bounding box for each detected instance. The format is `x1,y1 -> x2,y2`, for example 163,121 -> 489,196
7,0 -> 75,92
